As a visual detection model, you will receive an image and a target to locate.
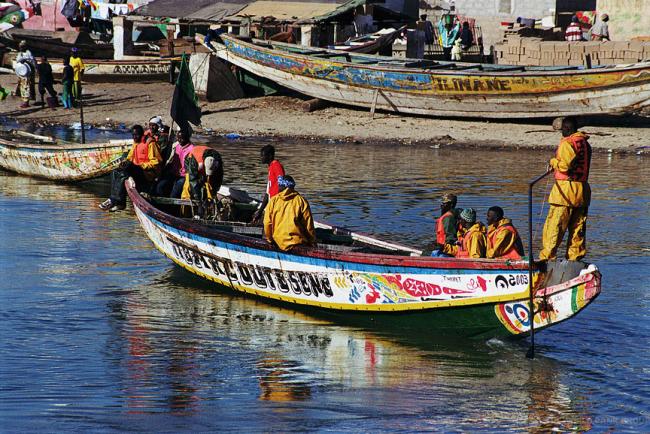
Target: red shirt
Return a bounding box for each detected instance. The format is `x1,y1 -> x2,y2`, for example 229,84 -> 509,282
266,160 -> 285,198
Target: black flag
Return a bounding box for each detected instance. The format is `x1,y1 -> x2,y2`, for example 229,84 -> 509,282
170,54 -> 201,130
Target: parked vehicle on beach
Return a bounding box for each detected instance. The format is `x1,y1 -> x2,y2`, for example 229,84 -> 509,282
214,33 -> 650,119
126,178 -> 601,340
0,130 -> 130,181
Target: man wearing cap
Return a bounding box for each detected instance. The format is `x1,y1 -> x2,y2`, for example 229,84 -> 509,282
430,193 -> 459,256
486,206 -> 525,260
539,117 -> 592,261
264,175 -> 316,251
69,47 -> 84,105
145,116 -> 170,163
181,145 -> 224,217
589,14 -> 610,41
442,208 -> 487,259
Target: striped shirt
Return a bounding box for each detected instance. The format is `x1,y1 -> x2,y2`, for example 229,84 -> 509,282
565,23 -> 583,41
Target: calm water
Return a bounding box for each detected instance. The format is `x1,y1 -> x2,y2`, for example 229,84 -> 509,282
1,133 -> 649,432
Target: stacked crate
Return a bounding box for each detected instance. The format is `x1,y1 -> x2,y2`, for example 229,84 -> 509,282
494,35 -> 650,66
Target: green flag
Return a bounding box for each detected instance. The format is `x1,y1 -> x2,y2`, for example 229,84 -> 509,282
170,54 -> 201,129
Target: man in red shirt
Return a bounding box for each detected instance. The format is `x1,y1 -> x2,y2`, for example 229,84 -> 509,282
252,144 -> 285,223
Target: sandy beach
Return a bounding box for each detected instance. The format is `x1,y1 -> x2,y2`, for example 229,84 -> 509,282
1,74 -> 649,153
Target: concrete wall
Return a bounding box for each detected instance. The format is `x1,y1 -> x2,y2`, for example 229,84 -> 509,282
597,0 -> 650,41
451,0 -> 557,53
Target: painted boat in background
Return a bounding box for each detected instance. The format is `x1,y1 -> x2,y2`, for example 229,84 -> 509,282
127,179 -> 601,339
215,34 -> 650,118
0,28 -> 113,59
327,26 -> 406,54
49,57 -> 177,82
0,131 -> 130,181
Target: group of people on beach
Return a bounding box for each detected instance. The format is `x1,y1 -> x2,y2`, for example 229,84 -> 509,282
12,42 -> 84,109
99,114 -> 591,262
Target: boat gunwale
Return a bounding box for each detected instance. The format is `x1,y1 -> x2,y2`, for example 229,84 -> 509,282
0,137 -> 131,152
222,34 -> 650,79
126,179 -> 531,271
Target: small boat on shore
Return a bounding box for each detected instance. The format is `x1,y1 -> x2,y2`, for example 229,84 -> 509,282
215,33 -> 650,118
0,29 -> 113,59
327,26 -> 406,54
126,179 -> 601,339
0,131 -> 130,181
48,57 -> 178,82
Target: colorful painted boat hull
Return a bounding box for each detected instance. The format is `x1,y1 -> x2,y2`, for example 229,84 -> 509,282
216,34 -> 650,118
0,138 -> 131,181
127,180 -> 601,339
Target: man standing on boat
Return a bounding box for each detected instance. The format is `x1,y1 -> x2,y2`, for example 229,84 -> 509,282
182,145 -> 224,218
442,208 -> 487,259
99,125 -> 162,212
430,193 -> 459,257
252,144 -> 285,223
264,175 -> 316,251
539,117 -> 592,261
486,206 -> 524,260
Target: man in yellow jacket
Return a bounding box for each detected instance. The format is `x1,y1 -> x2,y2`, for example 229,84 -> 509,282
264,175 -> 316,251
539,117 -> 592,261
442,208 -> 487,258
486,206 -> 525,260
99,124 -> 162,212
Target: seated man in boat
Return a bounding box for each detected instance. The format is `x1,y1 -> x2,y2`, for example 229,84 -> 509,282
145,116 -> 170,163
154,126 -> 195,198
430,193 -> 460,257
181,145 -> 224,218
264,175 -> 316,252
252,144 -> 285,224
486,206 -> 525,260
99,124 -> 162,212
442,208 -> 487,258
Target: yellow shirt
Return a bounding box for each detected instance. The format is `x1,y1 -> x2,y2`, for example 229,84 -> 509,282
69,56 -> 84,81
487,218 -> 523,259
548,132 -> 591,208
126,139 -> 162,180
264,189 -> 316,251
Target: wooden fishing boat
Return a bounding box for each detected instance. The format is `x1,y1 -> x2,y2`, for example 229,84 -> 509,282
327,26 -> 406,54
126,179 -> 601,339
0,131 -> 131,181
214,33 -> 650,118
48,57 -> 178,82
0,29 -> 114,59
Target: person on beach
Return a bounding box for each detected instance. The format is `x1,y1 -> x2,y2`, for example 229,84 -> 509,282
36,56 -> 57,107
252,144 -> 285,223
61,57 -> 73,109
155,126 -> 195,198
437,14 -> 460,61
442,208 -> 487,259
99,125 -> 162,212
589,14 -> 610,41
69,47 -> 84,105
264,175 -> 316,251
486,206 -> 525,260
539,117 -> 592,261
16,41 -> 36,108
565,15 -> 584,42
430,193 -> 459,257
182,145 -> 224,218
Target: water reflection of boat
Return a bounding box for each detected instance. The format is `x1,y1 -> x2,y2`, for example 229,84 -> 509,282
0,131 -> 130,181
215,34 -> 650,118
126,180 -> 601,340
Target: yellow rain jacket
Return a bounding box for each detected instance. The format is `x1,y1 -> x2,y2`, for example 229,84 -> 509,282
487,218 -> 525,260
126,138 -> 162,181
264,189 -> 316,251
548,132 -> 591,208
443,222 -> 487,258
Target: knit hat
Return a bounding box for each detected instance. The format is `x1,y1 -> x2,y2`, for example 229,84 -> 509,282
278,175 -> 296,189
460,208 -> 476,224
440,193 -> 457,204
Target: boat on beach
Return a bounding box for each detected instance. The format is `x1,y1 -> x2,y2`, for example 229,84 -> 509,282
47,57 -> 178,82
0,131 -> 130,181
126,179 -> 601,339
0,28 -> 113,59
327,27 -> 406,54
214,33 -> 650,118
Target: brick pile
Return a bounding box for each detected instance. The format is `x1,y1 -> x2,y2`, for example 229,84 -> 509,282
494,36 -> 650,67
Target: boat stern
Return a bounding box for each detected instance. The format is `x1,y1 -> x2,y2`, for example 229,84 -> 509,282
494,261 -> 601,336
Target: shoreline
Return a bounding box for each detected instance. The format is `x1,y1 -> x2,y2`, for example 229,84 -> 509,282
1,75 -> 649,154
